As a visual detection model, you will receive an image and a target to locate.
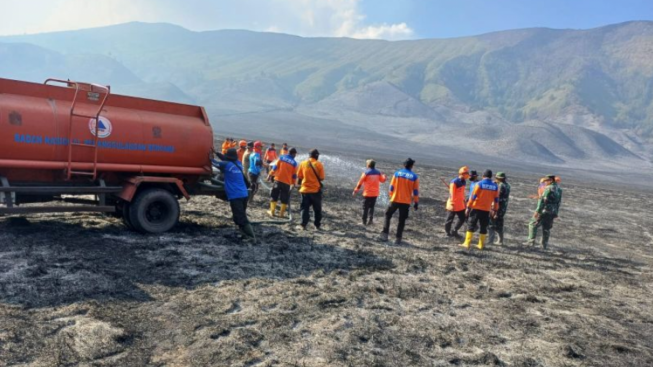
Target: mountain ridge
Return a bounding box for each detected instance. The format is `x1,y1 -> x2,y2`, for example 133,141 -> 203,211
2,21 -> 653,170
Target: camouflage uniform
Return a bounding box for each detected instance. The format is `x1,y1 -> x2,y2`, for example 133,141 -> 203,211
528,182 -> 562,248
488,180 -> 511,245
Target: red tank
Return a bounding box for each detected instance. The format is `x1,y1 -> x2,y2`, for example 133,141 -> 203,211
0,77 -> 222,234
0,77 -> 214,182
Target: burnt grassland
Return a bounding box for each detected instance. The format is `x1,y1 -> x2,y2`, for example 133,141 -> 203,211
0,160 -> 652,366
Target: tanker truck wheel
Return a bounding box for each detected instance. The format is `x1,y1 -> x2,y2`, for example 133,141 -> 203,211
129,188 -> 180,234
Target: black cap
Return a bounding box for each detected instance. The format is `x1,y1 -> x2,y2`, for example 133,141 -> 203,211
483,169 -> 493,178
217,148 -> 239,162
309,149 -> 320,158
289,148 -> 297,156
470,170 -> 478,177
404,158 -> 415,168
547,174 -> 556,181
247,141 -> 254,147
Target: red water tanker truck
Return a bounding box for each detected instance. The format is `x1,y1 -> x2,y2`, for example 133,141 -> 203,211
0,77 -> 225,233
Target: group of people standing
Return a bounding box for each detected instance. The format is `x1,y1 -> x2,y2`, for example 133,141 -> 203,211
443,167 -> 511,250
214,140 -> 563,249
213,140 -> 324,241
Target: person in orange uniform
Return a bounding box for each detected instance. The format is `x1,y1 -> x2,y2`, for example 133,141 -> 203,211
461,169 -> 500,250
297,149 -> 325,230
267,147 -> 298,218
264,143 -> 279,174
280,143 -> 289,155
353,159 -> 386,226
237,140 -> 247,162
445,166 -> 470,239
380,158 -> 419,245
221,138 -> 231,155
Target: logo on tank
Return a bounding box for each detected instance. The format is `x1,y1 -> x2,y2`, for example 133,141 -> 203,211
88,116 -> 113,139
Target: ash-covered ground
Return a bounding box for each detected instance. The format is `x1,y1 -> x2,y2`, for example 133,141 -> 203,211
1,155 -> 652,367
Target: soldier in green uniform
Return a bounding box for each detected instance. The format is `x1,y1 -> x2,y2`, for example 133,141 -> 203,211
487,172 -> 511,245
526,174 -> 562,249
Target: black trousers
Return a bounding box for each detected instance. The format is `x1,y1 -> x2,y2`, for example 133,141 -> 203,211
271,181 -> 291,204
383,202 -> 410,239
301,192 -> 323,228
362,196 -> 377,224
467,209 -> 490,235
248,172 -> 260,202
445,210 -> 466,235
229,197 -> 249,228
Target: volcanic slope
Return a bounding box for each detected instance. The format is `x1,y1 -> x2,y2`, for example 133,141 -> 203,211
3,21 -> 653,168
0,156 -> 652,366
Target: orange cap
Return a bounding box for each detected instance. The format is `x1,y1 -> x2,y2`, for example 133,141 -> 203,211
239,140 -> 247,147
459,166 -> 470,175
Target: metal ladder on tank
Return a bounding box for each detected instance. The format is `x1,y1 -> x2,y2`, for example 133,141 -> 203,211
45,79 -> 111,181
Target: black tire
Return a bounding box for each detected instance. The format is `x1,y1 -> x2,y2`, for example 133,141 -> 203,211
121,202 -> 135,231
129,188 -> 180,234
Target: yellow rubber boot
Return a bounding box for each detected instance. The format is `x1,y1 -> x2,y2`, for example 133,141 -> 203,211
268,201 -> 278,217
279,204 -> 288,218
460,231 -> 473,249
477,234 -> 487,250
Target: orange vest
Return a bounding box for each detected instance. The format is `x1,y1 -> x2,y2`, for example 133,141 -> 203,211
468,178 -> 500,212
355,169 -> 386,198
237,147 -> 246,163
264,148 -> 278,162
446,177 -> 467,212
297,158 -> 325,194
389,168 -> 419,205
272,155 -> 298,186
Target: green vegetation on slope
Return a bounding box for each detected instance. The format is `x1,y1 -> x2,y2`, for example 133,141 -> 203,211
3,21 -> 653,136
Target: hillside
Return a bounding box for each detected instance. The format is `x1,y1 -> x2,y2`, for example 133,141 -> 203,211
2,21 -> 653,170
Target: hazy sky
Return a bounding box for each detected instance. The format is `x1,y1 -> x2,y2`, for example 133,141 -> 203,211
1,0 -> 652,40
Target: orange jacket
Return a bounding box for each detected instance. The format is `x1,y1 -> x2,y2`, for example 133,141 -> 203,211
271,155 -> 298,186
297,158 -> 325,194
389,168 -> 419,205
446,177 -> 467,212
264,148 -> 278,163
468,178 -> 500,212
221,141 -> 230,154
355,169 -> 386,198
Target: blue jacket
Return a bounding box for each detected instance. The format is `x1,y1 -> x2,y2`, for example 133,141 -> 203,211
212,160 -> 249,200
248,152 -> 263,176
467,181 -> 478,201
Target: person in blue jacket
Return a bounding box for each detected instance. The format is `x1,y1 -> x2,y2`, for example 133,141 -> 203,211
248,141 -> 264,203
213,148 -> 255,240
467,170 -> 479,201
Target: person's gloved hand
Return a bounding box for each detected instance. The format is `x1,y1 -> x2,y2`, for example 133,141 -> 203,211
413,202 -> 419,211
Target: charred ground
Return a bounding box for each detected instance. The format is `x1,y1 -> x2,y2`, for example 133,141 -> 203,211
0,157 -> 652,366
